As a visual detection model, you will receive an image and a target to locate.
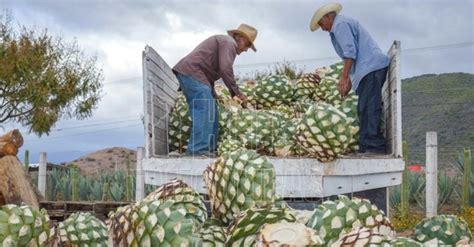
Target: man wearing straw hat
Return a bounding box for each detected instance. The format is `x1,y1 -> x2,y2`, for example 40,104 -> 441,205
310,3 -> 389,154
173,24 -> 257,156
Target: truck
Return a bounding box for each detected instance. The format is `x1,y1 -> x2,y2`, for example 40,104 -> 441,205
139,40 -> 404,215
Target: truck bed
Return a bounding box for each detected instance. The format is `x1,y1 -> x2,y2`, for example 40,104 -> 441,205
140,41 -> 404,209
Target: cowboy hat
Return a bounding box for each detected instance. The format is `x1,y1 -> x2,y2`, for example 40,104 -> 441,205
227,23 -> 257,52
310,3 -> 342,31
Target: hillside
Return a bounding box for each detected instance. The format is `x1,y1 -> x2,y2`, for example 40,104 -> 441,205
71,147 -> 136,175
402,72 -> 474,164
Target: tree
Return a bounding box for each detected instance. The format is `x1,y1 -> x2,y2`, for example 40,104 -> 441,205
0,12 -> 103,136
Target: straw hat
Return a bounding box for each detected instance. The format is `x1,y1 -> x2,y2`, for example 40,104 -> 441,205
227,23 -> 257,52
310,3 -> 342,31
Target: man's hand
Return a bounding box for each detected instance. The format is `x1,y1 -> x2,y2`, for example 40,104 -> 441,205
337,76 -> 352,98
337,58 -> 354,98
237,93 -> 248,103
235,93 -> 249,109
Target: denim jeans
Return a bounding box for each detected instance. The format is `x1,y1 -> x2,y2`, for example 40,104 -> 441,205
175,73 -> 218,155
355,67 -> 388,152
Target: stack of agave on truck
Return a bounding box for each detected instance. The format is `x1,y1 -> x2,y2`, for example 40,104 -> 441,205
168,62 -> 361,162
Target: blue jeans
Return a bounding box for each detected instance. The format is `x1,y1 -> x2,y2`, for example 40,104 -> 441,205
175,73 -> 218,155
356,67 -> 388,152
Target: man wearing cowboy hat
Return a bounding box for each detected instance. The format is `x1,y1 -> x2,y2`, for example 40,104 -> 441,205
310,3 -> 389,154
173,23 -> 257,156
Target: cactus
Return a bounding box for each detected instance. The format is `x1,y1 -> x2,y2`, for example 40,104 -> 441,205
23,149 -> 29,171
125,155 -> 133,201
462,148 -> 472,208
71,167 -> 79,201
125,175 -> 132,201
401,141 -> 409,217
101,181 -> 110,201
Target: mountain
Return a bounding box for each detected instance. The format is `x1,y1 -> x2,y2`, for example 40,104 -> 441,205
70,147 -> 136,175
401,72 -> 474,165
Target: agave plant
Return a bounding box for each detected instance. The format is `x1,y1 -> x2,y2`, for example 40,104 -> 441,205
390,170 -> 438,213
409,171 -> 426,203
438,171 -> 459,209
89,180 -> 103,201
47,168 -> 63,200
78,176 -> 92,201
110,183 -> 124,201
412,170 -> 459,210
99,172 -> 110,184
389,185 -> 401,210
114,170 -> 126,185
43,165 -> 139,202
56,169 -> 72,201
451,151 -> 474,205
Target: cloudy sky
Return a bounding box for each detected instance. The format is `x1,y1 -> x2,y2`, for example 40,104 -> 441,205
2,0 -> 473,162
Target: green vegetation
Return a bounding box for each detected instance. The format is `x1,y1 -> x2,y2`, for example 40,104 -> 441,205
402,73 -> 474,164
451,150 -> 474,206
0,12 -> 103,135
40,167 -> 158,202
23,149 -> 29,171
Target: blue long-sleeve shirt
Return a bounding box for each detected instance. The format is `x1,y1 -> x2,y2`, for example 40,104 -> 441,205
330,15 -> 389,91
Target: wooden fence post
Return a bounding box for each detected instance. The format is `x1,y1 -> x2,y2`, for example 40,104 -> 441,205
38,152 -> 47,197
135,147 -> 145,201
425,132 -> 438,217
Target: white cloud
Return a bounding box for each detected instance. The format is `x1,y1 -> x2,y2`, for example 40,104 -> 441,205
98,40 -> 145,81
161,30 -> 216,54
166,12 -> 183,31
